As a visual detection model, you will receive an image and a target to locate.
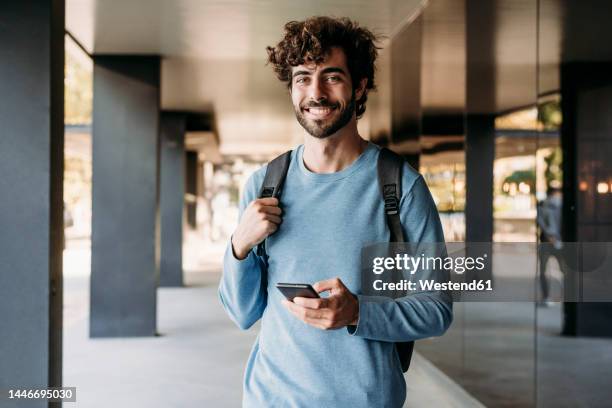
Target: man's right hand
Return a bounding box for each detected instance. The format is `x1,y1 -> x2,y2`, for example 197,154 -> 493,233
231,197 -> 283,260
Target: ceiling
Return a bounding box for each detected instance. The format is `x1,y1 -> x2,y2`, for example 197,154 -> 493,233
67,0 -> 426,59
420,0 -> 612,116
67,0 -> 612,157
67,0 -> 425,157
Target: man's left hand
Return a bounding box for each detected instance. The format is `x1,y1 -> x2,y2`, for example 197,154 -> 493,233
282,278 -> 359,330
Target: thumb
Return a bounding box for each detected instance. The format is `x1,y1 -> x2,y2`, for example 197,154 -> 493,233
258,197 -> 279,206
313,277 -> 345,294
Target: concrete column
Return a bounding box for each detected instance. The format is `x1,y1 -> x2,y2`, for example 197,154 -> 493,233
0,0 -> 64,398
160,113 -> 186,287
465,0 -> 496,243
465,115 -> 495,242
464,0 -> 495,288
185,151 -> 199,229
90,56 -> 160,337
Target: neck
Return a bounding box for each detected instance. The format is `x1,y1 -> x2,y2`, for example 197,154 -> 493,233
302,120 -> 368,173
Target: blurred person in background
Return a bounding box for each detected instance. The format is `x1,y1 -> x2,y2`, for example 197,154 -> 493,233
537,186 -> 563,306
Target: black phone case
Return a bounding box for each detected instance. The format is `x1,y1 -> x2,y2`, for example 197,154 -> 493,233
276,283 -> 320,301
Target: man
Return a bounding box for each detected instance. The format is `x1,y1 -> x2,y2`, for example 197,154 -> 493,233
219,16 -> 452,407
537,186 -> 563,305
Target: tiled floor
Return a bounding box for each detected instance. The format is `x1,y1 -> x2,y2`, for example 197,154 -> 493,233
63,270 -> 482,407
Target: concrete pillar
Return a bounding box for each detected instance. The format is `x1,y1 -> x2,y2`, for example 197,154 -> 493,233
0,0 -> 64,398
465,115 -> 495,242
464,0 -> 495,289
185,151 -> 198,229
90,56 -> 160,337
465,0 -> 495,243
160,113 -> 186,287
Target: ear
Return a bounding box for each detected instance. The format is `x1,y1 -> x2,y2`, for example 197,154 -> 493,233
355,78 -> 368,100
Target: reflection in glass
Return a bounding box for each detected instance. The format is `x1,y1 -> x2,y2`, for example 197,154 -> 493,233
494,108 -> 538,242
421,148 -> 466,242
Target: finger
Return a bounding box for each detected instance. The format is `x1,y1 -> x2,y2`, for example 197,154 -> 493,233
283,300 -> 305,319
261,205 -> 282,215
262,214 -> 282,224
300,306 -> 330,321
293,296 -> 328,309
285,300 -> 329,321
266,223 -> 278,234
283,300 -> 304,317
261,223 -> 278,237
313,277 -> 345,293
257,197 -> 279,206
284,301 -> 340,330
285,301 -> 312,323
301,314 -> 340,330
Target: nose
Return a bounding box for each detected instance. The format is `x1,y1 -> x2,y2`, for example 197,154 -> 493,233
308,76 -> 326,101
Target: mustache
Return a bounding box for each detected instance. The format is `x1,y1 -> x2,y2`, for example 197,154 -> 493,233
301,100 -> 339,109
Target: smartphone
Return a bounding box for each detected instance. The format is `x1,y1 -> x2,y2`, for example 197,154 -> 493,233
276,283 -> 320,301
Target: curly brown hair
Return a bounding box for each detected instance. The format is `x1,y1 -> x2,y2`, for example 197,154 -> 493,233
266,16 -> 380,119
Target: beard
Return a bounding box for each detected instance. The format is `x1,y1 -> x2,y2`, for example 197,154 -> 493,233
294,91 -> 356,139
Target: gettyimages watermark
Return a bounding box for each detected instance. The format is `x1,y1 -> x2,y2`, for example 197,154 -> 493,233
360,242 -> 612,302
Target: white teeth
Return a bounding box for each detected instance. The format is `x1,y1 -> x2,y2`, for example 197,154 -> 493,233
309,108 -> 331,114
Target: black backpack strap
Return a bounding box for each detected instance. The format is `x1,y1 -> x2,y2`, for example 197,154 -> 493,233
256,150 -> 292,261
377,147 -> 414,373
377,148 -> 406,243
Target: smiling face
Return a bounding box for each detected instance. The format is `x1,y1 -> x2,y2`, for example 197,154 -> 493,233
290,47 -> 364,139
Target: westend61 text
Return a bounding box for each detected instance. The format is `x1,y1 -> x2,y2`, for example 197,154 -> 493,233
373,279 -> 493,292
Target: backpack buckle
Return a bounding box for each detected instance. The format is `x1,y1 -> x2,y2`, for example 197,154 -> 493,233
261,187 -> 275,198
383,184 -> 399,215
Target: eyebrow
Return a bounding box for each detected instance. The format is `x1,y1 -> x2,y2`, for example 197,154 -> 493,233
292,67 -> 348,79
292,70 -> 312,78
320,67 -> 347,76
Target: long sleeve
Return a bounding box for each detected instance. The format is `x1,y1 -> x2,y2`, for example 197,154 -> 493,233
218,171 -> 268,330
537,200 -> 562,241
348,174 -> 453,342
536,202 -> 553,238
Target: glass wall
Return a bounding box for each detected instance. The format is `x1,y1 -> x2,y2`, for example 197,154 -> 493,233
535,1 -> 612,406
413,1 -> 612,406
414,0 -> 541,406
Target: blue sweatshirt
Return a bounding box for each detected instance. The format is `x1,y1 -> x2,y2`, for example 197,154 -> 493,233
219,142 -> 453,407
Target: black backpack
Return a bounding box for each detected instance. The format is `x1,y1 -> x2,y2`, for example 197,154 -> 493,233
255,147 -> 415,372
